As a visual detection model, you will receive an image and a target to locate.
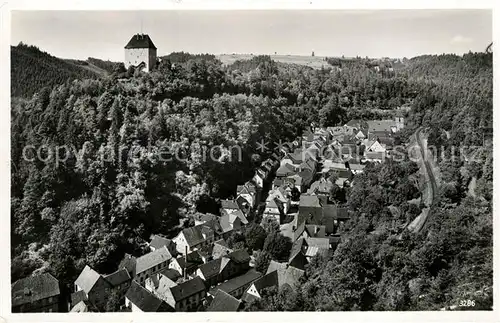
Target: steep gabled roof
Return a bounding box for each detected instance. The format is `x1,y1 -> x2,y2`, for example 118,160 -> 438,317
119,253 -> 137,277
289,237 -> 307,261
299,195 -> 322,208
305,237 -> 330,249
124,34 -> 157,49
181,226 -> 205,247
266,261 -> 305,288
149,234 -> 174,250
103,268 -> 131,287
70,290 -> 88,308
12,273 -> 60,307
170,277 -> 206,302
212,240 -> 233,259
226,249 -> 250,264
207,290 -> 241,312
221,199 -> 240,210
209,270 -> 262,295
276,163 -> 297,177
174,251 -> 204,270
252,270 -> 279,292
74,265 -> 101,295
136,247 -> 172,275
198,258 -> 222,279
125,281 -> 170,312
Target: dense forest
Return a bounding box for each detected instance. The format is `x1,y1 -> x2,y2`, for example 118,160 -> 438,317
11,44 -> 124,98
11,45 -> 492,310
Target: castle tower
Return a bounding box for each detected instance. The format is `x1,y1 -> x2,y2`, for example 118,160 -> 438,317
124,34 -> 157,72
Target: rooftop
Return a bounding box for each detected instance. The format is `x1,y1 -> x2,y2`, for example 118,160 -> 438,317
209,269 -> 262,295
136,247 -> 172,275
74,265 -> 101,295
12,273 -> 60,307
124,34 -> 157,49
170,277 -> 206,301
207,290 -> 241,312
125,281 -> 169,312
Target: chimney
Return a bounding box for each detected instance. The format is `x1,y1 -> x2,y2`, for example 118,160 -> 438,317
184,246 -> 188,279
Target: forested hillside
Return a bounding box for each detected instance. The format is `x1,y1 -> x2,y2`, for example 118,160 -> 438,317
11,43 -> 102,98
11,50 -> 492,310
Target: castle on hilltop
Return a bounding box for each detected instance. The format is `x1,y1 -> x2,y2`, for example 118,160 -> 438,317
124,33 -> 157,72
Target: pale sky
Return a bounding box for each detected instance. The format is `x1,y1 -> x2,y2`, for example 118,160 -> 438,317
11,10 -> 492,61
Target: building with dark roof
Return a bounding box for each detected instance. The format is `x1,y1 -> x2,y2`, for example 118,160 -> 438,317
169,250 -> 204,278
125,281 -> 173,312
12,273 -> 61,313
173,220 -> 224,255
74,265 -> 113,310
266,261 -> 305,288
149,234 -> 177,255
206,290 -> 242,312
209,269 -> 262,299
124,33 -> 157,72
160,276 -> 207,311
241,271 -> 279,303
135,246 -> 173,284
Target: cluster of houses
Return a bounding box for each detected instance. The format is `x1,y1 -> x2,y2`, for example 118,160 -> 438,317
11,116 -> 404,313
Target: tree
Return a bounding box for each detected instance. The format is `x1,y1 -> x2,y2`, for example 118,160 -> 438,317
253,250 -> 272,274
263,231 -> 292,261
105,289 -> 122,312
261,217 -> 279,233
243,223 -> 267,252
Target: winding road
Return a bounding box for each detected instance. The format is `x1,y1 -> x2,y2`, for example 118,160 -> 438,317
407,127 -> 439,233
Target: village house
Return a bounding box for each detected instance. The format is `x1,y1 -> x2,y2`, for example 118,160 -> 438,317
307,177 -> 335,201
195,249 -> 250,288
252,168 -> 268,188
288,238 -> 308,270
72,266 -> 131,311
160,276 -> 207,311
194,213 -> 218,226
276,163 -> 298,179
125,280 -> 173,312
73,265 -> 113,310
149,234 -> 177,255
220,208 -> 249,232
169,250 -> 204,278
264,187 -> 291,220
241,271 -> 279,303
266,261 -> 305,288
173,220 -> 224,255
263,197 -> 285,224
236,181 -> 259,208
365,151 -> 387,163
304,237 -> 332,260
208,269 -> 262,299
364,139 -> 386,153
211,239 -> 233,259
12,273 -> 62,313
206,290 -> 242,312
134,246 -> 173,284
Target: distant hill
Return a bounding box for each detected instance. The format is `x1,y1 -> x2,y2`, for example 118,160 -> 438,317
11,43 -> 121,98
217,54 -> 329,69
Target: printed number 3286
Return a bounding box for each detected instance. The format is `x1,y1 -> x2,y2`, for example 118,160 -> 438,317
459,300 -> 475,307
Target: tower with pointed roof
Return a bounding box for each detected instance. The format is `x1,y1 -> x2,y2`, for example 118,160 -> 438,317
124,33 -> 157,72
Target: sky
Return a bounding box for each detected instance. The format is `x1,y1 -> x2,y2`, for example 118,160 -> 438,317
11,10 -> 492,61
